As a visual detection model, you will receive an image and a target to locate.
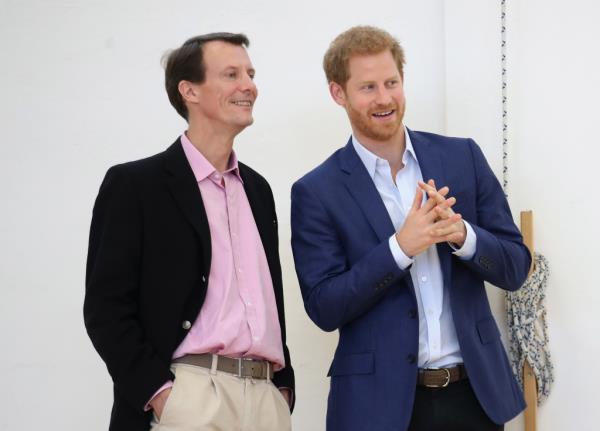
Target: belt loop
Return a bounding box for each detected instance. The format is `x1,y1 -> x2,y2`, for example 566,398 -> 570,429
267,361 -> 271,379
210,354 -> 218,375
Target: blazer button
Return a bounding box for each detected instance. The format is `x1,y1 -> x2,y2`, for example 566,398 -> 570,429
182,320 -> 192,330
408,309 -> 417,319
407,354 -> 416,364
201,275 -> 206,283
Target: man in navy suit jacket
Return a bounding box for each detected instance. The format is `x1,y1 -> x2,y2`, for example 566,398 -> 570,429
291,26 -> 530,431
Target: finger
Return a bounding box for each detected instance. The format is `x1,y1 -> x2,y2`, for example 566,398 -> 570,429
422,190 -> 450,219
411,187 -> 423,212
430,214 -> 463,235
431,230 -> 465,245
418,180 -> 434,193
421,191 -> 439,215
420,180 -> 449,198
445,196 -> 456,208
433,198 -> 457,219
425,187 -> 449,205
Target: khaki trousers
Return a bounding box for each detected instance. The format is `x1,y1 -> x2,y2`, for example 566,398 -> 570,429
150,362 -> 291,431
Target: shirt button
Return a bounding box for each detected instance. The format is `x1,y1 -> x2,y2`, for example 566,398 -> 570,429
421,276 -> 428,283
182,320 -> 191,330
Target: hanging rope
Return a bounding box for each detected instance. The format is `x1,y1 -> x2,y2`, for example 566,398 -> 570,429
501,1 -> 553,405
501,0 -> 509,195
506,253 -> 554,404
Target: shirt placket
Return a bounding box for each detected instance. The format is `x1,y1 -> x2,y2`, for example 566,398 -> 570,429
224,174 -> 259,347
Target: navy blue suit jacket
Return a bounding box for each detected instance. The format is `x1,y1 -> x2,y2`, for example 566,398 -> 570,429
291,130 -> 530,431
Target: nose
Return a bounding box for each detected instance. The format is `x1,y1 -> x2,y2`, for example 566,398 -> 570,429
374,86 -> 392,105
240,73 -> 257,95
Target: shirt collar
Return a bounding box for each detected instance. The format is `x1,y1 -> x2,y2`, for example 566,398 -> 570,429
351,126 -> 418,180
180,132 -> 242,183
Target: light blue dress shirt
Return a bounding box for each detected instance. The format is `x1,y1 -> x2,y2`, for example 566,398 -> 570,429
352,128 -> 477,368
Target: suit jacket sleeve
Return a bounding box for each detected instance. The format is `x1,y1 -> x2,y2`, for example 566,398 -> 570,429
459,139 -> 531,290
291,180 -> 409,332
84,166 -> 173,412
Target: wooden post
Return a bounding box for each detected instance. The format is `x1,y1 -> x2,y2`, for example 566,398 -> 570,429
520,211 -> 537,431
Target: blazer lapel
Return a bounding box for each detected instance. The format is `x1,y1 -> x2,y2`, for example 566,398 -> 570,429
409,129 -> 453,284
164,139 -> 212,271
409,129 -> 446,193
339,138 -> 396,242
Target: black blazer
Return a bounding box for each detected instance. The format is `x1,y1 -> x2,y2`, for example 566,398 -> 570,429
84,139 -> 294,431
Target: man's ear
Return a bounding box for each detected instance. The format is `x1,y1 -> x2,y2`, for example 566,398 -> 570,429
329,81 -> 347,107
178,80 -> 199,104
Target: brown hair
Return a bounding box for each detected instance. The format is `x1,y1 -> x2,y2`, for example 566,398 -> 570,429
163,32 -> 249,120
323,26 -> 405,87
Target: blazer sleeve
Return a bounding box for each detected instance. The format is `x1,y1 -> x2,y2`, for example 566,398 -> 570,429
459,139 -> 532,290
291,179 -> 410,332
84,166 -> 173,411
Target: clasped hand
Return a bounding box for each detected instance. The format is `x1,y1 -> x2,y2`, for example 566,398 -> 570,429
395,179 -> 466,257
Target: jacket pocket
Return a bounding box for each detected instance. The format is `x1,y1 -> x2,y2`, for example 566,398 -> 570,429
328,352 -> 375,377
476,317 -> 501,344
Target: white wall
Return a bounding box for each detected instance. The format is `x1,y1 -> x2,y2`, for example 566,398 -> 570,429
0,1 -> 445,430
4,0 -> 594,430
445,1 -> 600,430
507,1 -> 600,429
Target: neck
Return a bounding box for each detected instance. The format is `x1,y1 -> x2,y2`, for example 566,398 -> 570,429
354,125 -> 406,178
186,118 -> 239,172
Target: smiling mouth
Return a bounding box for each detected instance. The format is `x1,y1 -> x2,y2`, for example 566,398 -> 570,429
371,110 -> 395,118
231,100 -> 253,107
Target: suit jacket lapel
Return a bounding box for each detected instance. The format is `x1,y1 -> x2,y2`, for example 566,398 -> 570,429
339,138 -> 396,242
409,129 -> 447,192
164,139 -> 212,271
409,129 -> 453,284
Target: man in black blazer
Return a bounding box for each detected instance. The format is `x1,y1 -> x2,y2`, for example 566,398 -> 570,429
84,32 -> 294,431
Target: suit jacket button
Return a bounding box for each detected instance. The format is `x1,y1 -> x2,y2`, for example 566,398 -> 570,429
202,275 -> 206,283
182,320 -> 192,330
408,309 -> 417,319
407,354 -> 416,364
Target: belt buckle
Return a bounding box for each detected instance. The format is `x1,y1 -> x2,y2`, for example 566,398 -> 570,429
425,368 -> 451,388
237,357 -> 258,378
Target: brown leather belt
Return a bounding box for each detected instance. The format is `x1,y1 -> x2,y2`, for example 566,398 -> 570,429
417,365 -> 468,388
174,353 -> 274,379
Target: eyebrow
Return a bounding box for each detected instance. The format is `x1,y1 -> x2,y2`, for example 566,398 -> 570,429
221,65 -> 255,74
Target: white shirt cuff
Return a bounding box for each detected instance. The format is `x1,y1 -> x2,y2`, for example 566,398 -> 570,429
388,235 -> 414,270
449,221 -> 477,260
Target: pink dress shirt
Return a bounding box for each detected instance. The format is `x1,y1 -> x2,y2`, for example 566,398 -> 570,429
147,134 -> 285,408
